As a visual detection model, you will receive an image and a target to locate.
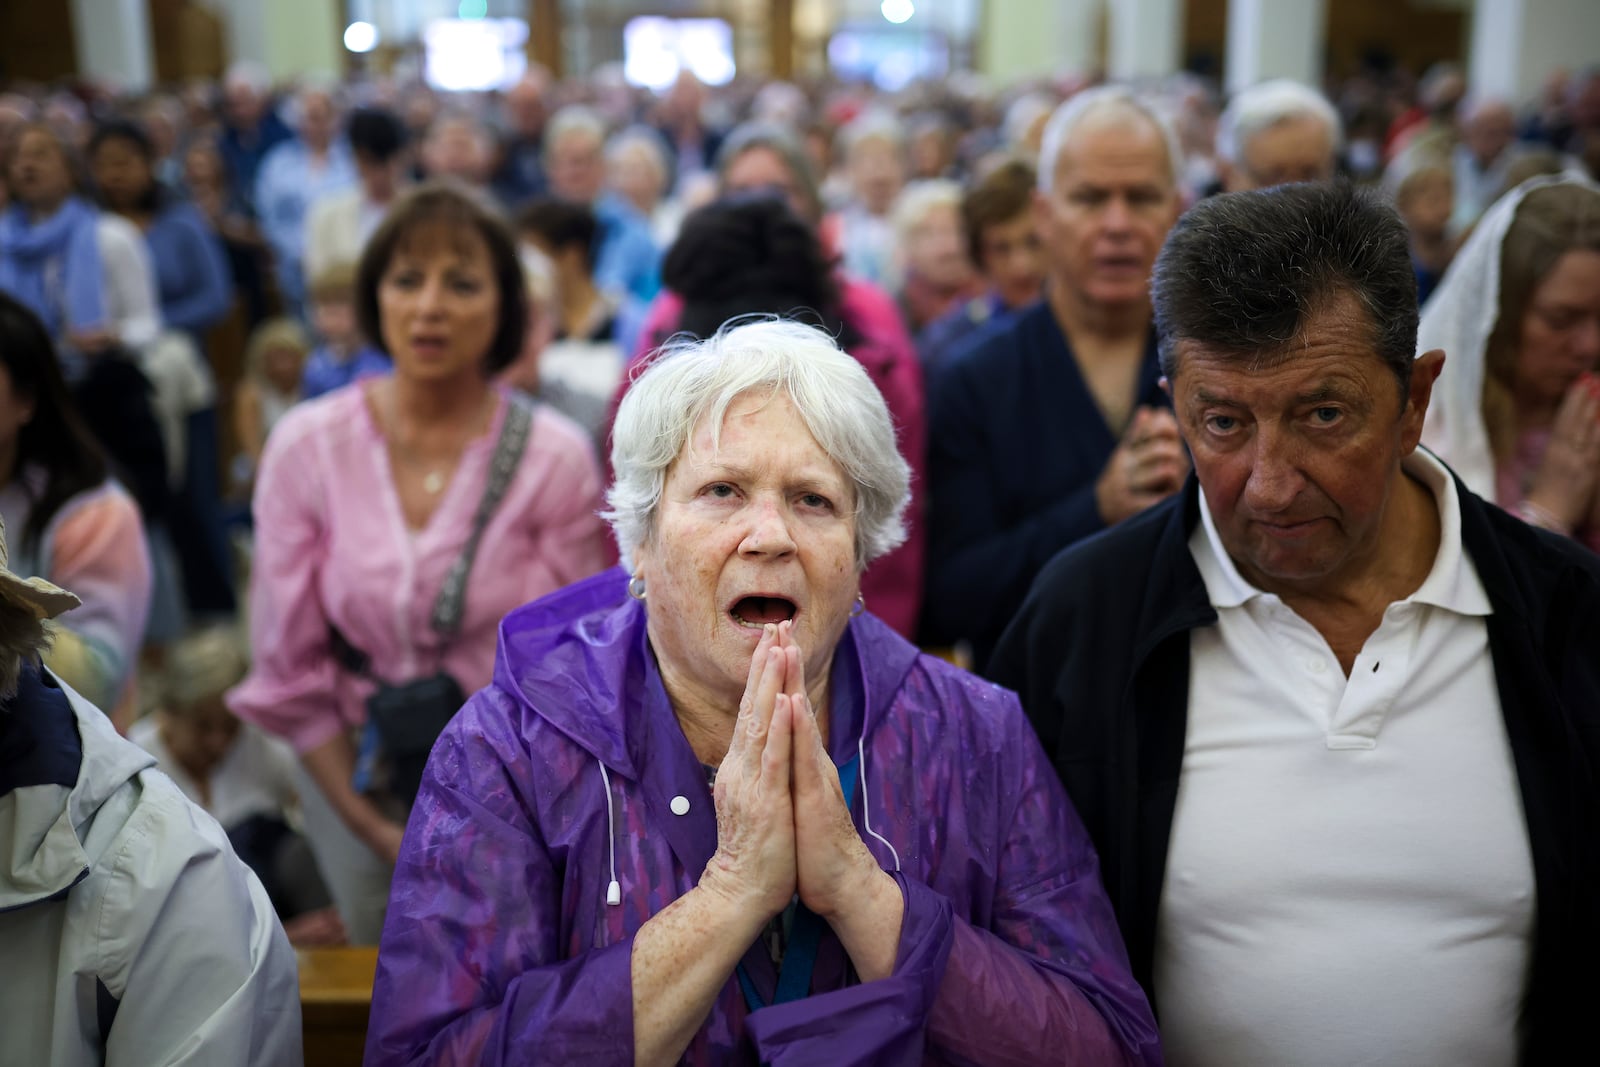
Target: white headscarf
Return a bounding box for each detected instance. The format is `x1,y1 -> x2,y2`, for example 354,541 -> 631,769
1417,171 -> 1600,498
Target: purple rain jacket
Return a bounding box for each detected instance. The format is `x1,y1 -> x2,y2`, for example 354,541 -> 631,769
365,568 -> 1161,1066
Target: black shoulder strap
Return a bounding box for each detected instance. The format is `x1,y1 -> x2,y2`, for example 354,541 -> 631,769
330,397 -> 535,675
429,396 -> 534,638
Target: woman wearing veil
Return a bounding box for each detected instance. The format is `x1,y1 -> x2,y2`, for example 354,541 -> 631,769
1419,174 -> 1600,551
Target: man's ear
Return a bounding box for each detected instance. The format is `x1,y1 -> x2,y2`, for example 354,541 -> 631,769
1402,349 -> 1447,448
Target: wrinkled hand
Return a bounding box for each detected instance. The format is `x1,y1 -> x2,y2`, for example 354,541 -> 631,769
768,624 -> 884,922
1526,373 -> 1600,531
703,623 -> 798,921
1096,406 -> 1189,525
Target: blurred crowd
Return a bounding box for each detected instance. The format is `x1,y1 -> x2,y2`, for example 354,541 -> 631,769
2,53 -> 1597,946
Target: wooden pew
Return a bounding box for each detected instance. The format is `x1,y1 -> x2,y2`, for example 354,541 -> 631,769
298,946 -> 378,1067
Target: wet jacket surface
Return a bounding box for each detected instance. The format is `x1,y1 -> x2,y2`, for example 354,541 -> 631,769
366,567 -> 1160,1065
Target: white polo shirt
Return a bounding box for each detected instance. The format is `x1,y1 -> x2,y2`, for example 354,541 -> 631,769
1154,450 -> 1534,1067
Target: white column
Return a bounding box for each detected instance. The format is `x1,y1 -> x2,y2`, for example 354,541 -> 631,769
1470,0 -> 1600,104
1225,0 -> 1327,95
201,0 -> 340,80
1107,0 -> 1184,82
195,0 -> 269,68
69,0 -> 154,91
981,0 -> 1101,81
262,0 -> 343,81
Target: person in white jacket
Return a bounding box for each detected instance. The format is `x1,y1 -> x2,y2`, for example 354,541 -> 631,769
0,512 -> 301,1066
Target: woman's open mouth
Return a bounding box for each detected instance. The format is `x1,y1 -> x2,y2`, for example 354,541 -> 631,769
729,595 -> 797,629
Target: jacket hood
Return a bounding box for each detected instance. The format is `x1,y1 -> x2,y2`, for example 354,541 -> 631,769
0,667 -> 153,911
492,567 -> 923,777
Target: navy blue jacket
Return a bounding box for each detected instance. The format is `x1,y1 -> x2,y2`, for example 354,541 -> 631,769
921,300 -> 1165,667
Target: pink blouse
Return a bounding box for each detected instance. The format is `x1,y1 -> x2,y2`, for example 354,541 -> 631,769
228,385 -> 609,754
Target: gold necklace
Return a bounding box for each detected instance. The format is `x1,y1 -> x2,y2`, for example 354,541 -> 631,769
381,384 -> 493,497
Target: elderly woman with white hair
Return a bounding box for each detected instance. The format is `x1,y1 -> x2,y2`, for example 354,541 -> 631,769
366,319 -> 1159,1066
836,110 -> 908,286
890,178 -> 983,333
607,124 -> 692,247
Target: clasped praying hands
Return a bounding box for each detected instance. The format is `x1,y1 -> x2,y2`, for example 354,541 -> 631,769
700,620 -> 904,981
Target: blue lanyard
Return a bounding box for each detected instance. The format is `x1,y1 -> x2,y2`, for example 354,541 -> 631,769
736,753 -> 860,1012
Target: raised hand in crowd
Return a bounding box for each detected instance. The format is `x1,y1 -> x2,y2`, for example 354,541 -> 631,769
1095,404 -> 1189,525
1523,371 -> 1600,534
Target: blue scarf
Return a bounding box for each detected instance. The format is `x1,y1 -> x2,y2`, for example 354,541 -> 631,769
0,197 -> 106,339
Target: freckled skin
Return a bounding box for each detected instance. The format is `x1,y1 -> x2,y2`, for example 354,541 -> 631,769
634,390 -> 862,729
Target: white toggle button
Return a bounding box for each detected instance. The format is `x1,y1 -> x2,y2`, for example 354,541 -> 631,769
670,795 -> 691,816
1309,659 -> 1326,674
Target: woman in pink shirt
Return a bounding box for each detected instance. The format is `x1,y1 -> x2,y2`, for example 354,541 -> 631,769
229,184 -> 609,942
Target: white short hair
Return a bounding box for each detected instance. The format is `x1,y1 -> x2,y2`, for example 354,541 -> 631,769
1216,79 -> 1342,165
891,178 -> 963,243
604,319 -> 910,570
546,105 -> 607,153
285,80 -> 340,132
1037,86 -> 1184,194
1002,92 -> 1056,148
224,61 -> 270,97
605,125 -> 670,179
840,109 -> 906,158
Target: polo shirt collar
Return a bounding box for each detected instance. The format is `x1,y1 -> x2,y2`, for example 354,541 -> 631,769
1192,447 -> 1492,617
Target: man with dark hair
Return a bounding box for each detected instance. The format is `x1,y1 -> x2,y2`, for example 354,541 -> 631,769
990,181 -> 1600,1064
518,197 -> 600,281
517,197 -> 631,441
0,514 -> 300,1064
304,106 -> 409,285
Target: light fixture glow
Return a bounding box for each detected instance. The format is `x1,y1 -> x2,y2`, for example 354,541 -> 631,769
343,21 -> 379,53
881,0 -> 914,24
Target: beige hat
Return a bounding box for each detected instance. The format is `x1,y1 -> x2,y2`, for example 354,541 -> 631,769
0,512 -> 80,620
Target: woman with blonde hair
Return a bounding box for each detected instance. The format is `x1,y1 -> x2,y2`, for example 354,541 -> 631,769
232,316 -> 310,492
1420,175 -> 1600,550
